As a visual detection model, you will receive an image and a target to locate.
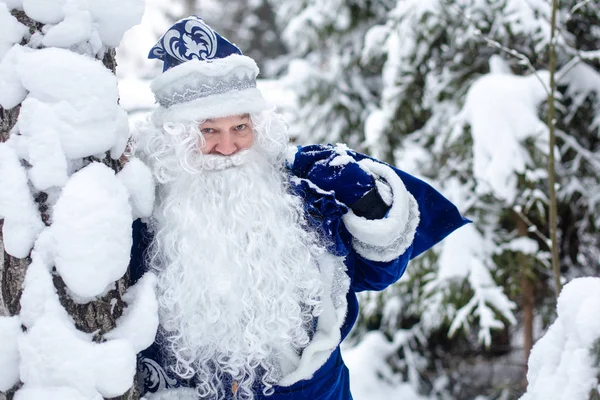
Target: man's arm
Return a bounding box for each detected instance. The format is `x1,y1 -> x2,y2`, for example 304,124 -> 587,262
288,144 -> 468,292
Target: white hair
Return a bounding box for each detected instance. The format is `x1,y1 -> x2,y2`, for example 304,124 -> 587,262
134,110 -> 326,399
132,108 -> 289,184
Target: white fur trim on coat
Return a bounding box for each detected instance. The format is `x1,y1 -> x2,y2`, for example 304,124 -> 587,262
142,387 -> 197,400
342,159 -> 420,262
277,252 -> 350,386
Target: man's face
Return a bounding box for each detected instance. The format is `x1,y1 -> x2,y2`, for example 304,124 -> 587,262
199,114 -> 255,156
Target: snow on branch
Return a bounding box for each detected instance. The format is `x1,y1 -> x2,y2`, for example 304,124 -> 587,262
455,56 -> 549,204
428,224 -> 516,347
521,277 -> 600,400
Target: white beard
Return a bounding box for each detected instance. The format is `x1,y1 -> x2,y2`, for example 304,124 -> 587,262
147,149 -> 325,400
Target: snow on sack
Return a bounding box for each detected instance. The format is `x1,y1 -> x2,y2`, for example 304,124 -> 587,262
0,316 -> 21,391
0,47 -> 130,163
521,277 -> 600,400
50,162 -> 132,299
0,143 -> 44,258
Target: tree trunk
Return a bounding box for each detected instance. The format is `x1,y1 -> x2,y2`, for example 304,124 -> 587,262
0,10 -> 137,400
515,213 -> 534,388
547,0 -> 562,297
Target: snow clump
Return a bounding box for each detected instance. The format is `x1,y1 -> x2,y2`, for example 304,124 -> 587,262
0,143 -> 44,258
0,3 -> 28,62
51,163 -> 133,300
521,277 -> 600,400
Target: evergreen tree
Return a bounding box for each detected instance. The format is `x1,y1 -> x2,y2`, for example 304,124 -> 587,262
277,0 -> 600,398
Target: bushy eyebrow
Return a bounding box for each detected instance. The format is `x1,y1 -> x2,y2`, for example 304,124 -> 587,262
204,114 -> 250,124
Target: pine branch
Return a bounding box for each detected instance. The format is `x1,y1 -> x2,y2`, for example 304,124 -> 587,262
566,0 -> 595,22
441,0 -> 550,97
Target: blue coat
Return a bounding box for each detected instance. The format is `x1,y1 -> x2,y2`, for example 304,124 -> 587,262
129,144 -> 467,399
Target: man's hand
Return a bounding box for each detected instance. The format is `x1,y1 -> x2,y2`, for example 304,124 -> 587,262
301,144 -> 375,208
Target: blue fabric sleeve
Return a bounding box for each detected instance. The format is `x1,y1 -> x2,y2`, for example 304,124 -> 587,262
288,144 -> 469,291
350,246 -> 413,292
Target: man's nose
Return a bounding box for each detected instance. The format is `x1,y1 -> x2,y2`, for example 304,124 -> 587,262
214,133 -> 237,156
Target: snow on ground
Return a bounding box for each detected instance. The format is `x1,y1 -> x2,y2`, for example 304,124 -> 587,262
342,331 -> 426,400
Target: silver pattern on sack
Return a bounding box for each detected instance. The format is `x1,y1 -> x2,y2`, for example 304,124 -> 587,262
139,356 -> 179,391
156,74 -> 256,108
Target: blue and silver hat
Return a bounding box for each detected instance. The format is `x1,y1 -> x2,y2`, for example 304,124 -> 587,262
148,16 -> 268,123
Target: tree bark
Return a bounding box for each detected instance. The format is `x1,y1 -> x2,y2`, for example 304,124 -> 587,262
0,10 -> 137,400
515,213 -> 534,388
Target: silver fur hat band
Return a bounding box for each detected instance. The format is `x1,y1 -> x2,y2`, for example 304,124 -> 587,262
150,54 -> 269,123
155,72 -> 257,108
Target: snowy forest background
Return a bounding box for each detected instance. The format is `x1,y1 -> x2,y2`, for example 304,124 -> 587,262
1,0 -> 600,399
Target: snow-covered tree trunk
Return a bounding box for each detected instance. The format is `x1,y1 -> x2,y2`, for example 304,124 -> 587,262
0,3 -> 157,399
0,15 -> 135,400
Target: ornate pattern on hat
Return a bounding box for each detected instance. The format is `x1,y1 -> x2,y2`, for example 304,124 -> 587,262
155,74 -> 256,108
149,16 -> 243,72
148,16 -> 268,121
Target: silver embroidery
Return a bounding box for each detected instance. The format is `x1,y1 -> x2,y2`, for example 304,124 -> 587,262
156,74 -> 256,108
139,357 -> 179,391
152,18 -> 218,63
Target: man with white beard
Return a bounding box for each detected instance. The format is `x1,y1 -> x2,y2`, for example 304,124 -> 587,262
130,16 -> 467,400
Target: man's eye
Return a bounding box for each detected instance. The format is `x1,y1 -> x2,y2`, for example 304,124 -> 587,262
201,128 -> 216,134
235,124 -> 247,131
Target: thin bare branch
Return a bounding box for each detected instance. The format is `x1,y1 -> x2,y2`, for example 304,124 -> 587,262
547,0 -> 562,296
513,206 -> 551,248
